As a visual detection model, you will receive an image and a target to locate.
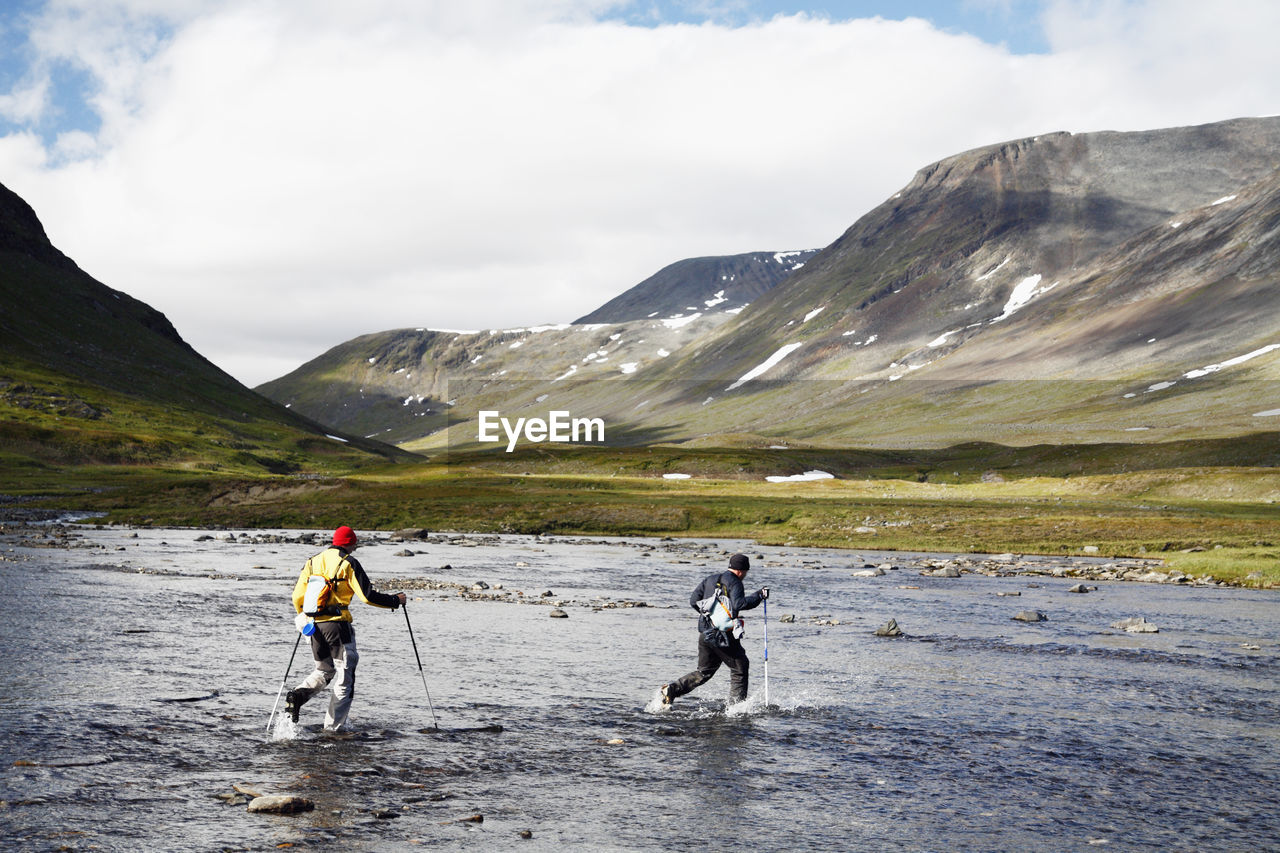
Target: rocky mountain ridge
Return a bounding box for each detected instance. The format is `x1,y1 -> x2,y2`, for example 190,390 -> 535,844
259,116 -> 1280,451
574,250 -> 818,324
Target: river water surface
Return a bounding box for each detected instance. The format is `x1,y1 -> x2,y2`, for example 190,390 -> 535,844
1,523 -> 1277,851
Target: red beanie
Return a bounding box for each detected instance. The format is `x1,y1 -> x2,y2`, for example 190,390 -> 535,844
333,526 -> 358,548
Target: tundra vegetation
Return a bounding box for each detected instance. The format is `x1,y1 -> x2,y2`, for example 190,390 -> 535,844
5,398 -> 1275,587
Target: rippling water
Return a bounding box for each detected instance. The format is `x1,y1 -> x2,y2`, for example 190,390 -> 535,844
2,524 -> 1277,851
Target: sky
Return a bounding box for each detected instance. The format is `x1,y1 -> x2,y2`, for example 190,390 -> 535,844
1,1 -> 1278,387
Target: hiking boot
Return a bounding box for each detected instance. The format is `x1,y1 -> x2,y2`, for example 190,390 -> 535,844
284,689 -> 301,723
660,684 -> 672,706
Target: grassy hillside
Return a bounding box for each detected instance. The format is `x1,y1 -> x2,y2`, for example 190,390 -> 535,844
0,180 -> 416,487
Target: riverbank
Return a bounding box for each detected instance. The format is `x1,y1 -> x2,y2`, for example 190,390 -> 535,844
6,457 -> 1278,586
3,515 -> 1269,593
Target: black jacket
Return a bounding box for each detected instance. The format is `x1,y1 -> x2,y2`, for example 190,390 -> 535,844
690,570 -> 763,635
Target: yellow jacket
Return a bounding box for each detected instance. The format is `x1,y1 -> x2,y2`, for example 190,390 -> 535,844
292,547 -> 399,622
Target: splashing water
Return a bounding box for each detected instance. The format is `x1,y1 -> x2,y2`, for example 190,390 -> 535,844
270,712 -> 301,742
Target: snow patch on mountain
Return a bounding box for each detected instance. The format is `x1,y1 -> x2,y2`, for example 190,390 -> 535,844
774,250 -> 809,270
1140,344 -> 1279,395
1182,344 -> 1279,378
976,256 -> 1011,282
727,342 -> 804,391
662,313 -> 702,329
990,275 -> 1058,323
928,329 -> 961,347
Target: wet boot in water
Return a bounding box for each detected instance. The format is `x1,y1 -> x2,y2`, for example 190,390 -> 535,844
285,689 -> 302,723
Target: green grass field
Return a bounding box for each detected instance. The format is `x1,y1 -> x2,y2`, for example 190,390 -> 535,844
8,444 -> 1276,588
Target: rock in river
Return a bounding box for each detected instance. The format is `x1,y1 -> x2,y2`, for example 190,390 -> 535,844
1111,617 -> 1159,633
247,795 -> 315,814
1013,610 -> 1047,623
874,618 -> 904,637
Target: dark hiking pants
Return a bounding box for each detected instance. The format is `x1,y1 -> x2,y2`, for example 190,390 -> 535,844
668,637 -> 750,704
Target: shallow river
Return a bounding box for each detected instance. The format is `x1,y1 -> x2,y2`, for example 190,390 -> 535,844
1,523 -> 1277,851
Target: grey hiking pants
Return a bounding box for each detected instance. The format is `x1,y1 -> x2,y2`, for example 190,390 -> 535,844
292,621 -> 359,731
667,637 -> 750,704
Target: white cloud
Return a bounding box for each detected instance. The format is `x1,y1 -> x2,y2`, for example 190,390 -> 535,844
2,1 -> 1279,385
0,78 -> 49,124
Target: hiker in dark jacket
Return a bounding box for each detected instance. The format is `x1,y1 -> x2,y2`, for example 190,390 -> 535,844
660,553 -> 768,706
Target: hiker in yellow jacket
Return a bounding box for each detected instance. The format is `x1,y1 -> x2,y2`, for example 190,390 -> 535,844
285,526 -> 406,731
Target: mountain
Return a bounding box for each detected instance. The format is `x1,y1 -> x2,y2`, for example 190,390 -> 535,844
255,249 -> 817,447
0,180 -> 411,477
664,117 -> 1280,384
573,250 -> 818,323
259,116 -> 1280,452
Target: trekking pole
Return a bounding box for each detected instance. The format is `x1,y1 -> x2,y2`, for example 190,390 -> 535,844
266,632 -> 303,736
403,604 -> 440,729
762,595 -> 770,707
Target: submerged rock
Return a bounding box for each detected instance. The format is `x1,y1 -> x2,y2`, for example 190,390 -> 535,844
852,567 -> 885,577
779,614 -> 796,623
1013,610 -> 1047,623
247,795 -> 314,814
1068,583 -> 1096,593
549,609 -> 568,618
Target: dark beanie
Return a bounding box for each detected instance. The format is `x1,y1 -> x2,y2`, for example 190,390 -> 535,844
729,553 -> 750,572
